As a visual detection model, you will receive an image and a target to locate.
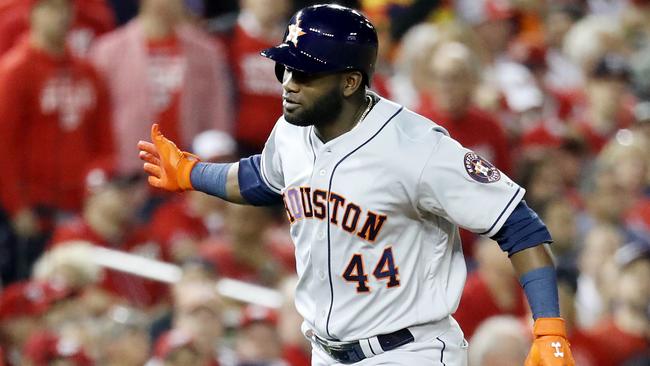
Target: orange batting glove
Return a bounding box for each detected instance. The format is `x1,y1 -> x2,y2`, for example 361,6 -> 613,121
137,124 -> 199,191
525,318 -> 575,366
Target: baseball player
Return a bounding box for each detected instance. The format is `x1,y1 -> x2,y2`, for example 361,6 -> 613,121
138,4 -> 574,365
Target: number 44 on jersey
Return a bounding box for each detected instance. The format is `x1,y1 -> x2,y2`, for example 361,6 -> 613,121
343,247 -> 400,293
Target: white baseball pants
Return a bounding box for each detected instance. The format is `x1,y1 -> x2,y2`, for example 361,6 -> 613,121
310,316 -> 468,366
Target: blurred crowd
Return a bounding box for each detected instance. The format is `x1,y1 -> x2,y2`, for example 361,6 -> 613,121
0,0 -> 649,365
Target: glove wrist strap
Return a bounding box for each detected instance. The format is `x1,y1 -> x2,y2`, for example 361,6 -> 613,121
533,317 -> 567,338
177,156 -> 199,190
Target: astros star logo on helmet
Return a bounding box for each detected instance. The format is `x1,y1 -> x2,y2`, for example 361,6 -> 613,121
286,19 -> 306,47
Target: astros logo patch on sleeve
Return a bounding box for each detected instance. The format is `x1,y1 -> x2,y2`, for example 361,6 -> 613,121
464,152 -> 501,183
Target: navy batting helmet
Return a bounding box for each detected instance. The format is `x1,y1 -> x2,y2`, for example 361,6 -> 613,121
261,4 -> 378,86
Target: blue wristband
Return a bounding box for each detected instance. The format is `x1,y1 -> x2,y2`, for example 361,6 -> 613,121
519,266 -> 560,319
190,162 -> 232,199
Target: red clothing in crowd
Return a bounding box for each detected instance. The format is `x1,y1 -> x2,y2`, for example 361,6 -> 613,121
567,327 -> 610,366
417,99 -> 512,174
149,197 -> 213,262
23,331 -> 93,366
50,217 -> 168,307
282,344 -> 310,366
567,92 -> 636,154
587,318 -> 648,366
520,119 -> 564,151
0,40 -> 113,215
0,0 -> 115,57
453,271 -> 527,339
227,12 -> 283,152
90,20 -> 233,173
370,73 -> 391,100
199,236 -> 295,286
574,117 -> 630,154
626,198 -> 650,233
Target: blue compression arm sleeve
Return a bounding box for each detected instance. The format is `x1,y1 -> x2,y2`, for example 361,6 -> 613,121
190,157 -> 282,206
519,266 -> 561,319
190,162 -> 232,198
491,200 -> 552,256
238,155 -> 282,206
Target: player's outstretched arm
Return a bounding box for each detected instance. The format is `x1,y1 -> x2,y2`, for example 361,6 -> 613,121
489,200 -> 575,366
137,124 -> 246,203
510,246 -> 575,366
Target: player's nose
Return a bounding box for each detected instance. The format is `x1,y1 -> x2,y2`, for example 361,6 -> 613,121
282,69 -> 300,93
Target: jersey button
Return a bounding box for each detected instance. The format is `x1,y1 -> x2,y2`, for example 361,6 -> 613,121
318,270 -> 326,280
319,169 -> 326,176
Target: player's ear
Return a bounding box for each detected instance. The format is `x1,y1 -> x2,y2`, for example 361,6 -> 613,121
341,71 -> 364,97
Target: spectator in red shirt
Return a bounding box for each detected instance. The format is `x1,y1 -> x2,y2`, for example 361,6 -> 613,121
0,0 -> 113,269
458,0 -> 544,120
198,204 -> 295,287
212,0 -> 290,155
0,0 -> 115,58
90,0 -> 233,174
454,238 -> 527,339
0,280 -> 72,365
49,161 -> 166,308
419,41 -> 511,174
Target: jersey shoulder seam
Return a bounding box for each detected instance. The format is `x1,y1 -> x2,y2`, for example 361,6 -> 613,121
259,160 -> 283,194
414,129 -> 447,210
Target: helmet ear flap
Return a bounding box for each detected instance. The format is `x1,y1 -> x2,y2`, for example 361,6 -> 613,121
274,63 -> 285,83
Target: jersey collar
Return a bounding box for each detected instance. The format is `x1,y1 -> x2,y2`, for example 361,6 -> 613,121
310,92 -> 403,154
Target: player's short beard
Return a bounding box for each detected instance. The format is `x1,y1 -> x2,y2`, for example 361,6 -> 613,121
284,86 -> 343,127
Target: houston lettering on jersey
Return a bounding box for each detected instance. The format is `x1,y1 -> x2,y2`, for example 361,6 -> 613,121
282,186 -> 387,242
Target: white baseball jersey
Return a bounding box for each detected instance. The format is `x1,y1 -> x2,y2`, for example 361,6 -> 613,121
260,93 -> 525,341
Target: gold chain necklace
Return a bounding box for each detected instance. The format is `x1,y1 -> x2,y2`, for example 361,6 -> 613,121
354,95 -> 374,129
